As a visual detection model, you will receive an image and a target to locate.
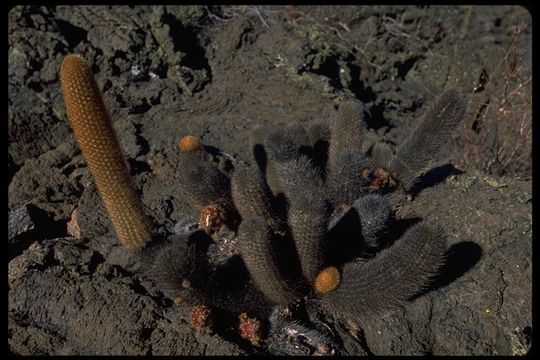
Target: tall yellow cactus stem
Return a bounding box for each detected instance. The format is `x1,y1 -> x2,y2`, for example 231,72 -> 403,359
60,54 -> 153,250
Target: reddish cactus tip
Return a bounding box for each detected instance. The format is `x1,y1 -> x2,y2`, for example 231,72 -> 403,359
238,313 -> 263,346
179,135 -> 201,152
314,266 -> 341,294
199,204 -> 227,235
191,305 -> 213,331
367,168 -> 398,192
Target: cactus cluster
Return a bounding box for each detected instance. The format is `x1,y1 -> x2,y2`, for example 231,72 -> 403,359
59,54 -> 466,353
149,89 -> 466,350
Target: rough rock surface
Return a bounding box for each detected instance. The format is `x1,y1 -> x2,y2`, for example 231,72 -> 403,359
8,5 -> 531,355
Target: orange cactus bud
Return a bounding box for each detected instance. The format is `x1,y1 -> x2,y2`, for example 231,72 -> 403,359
179,135 -> 201,152
314,266 -> 341,294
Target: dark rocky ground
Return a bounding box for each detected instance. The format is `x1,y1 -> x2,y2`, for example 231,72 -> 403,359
8,5 -> 532,355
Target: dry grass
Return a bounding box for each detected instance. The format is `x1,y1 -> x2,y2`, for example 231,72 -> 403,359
454,22 -> 532,179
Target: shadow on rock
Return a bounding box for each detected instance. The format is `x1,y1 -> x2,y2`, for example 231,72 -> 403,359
410,241 -> 483,300
8,204 -> 68,261
409,164 -> 464,198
